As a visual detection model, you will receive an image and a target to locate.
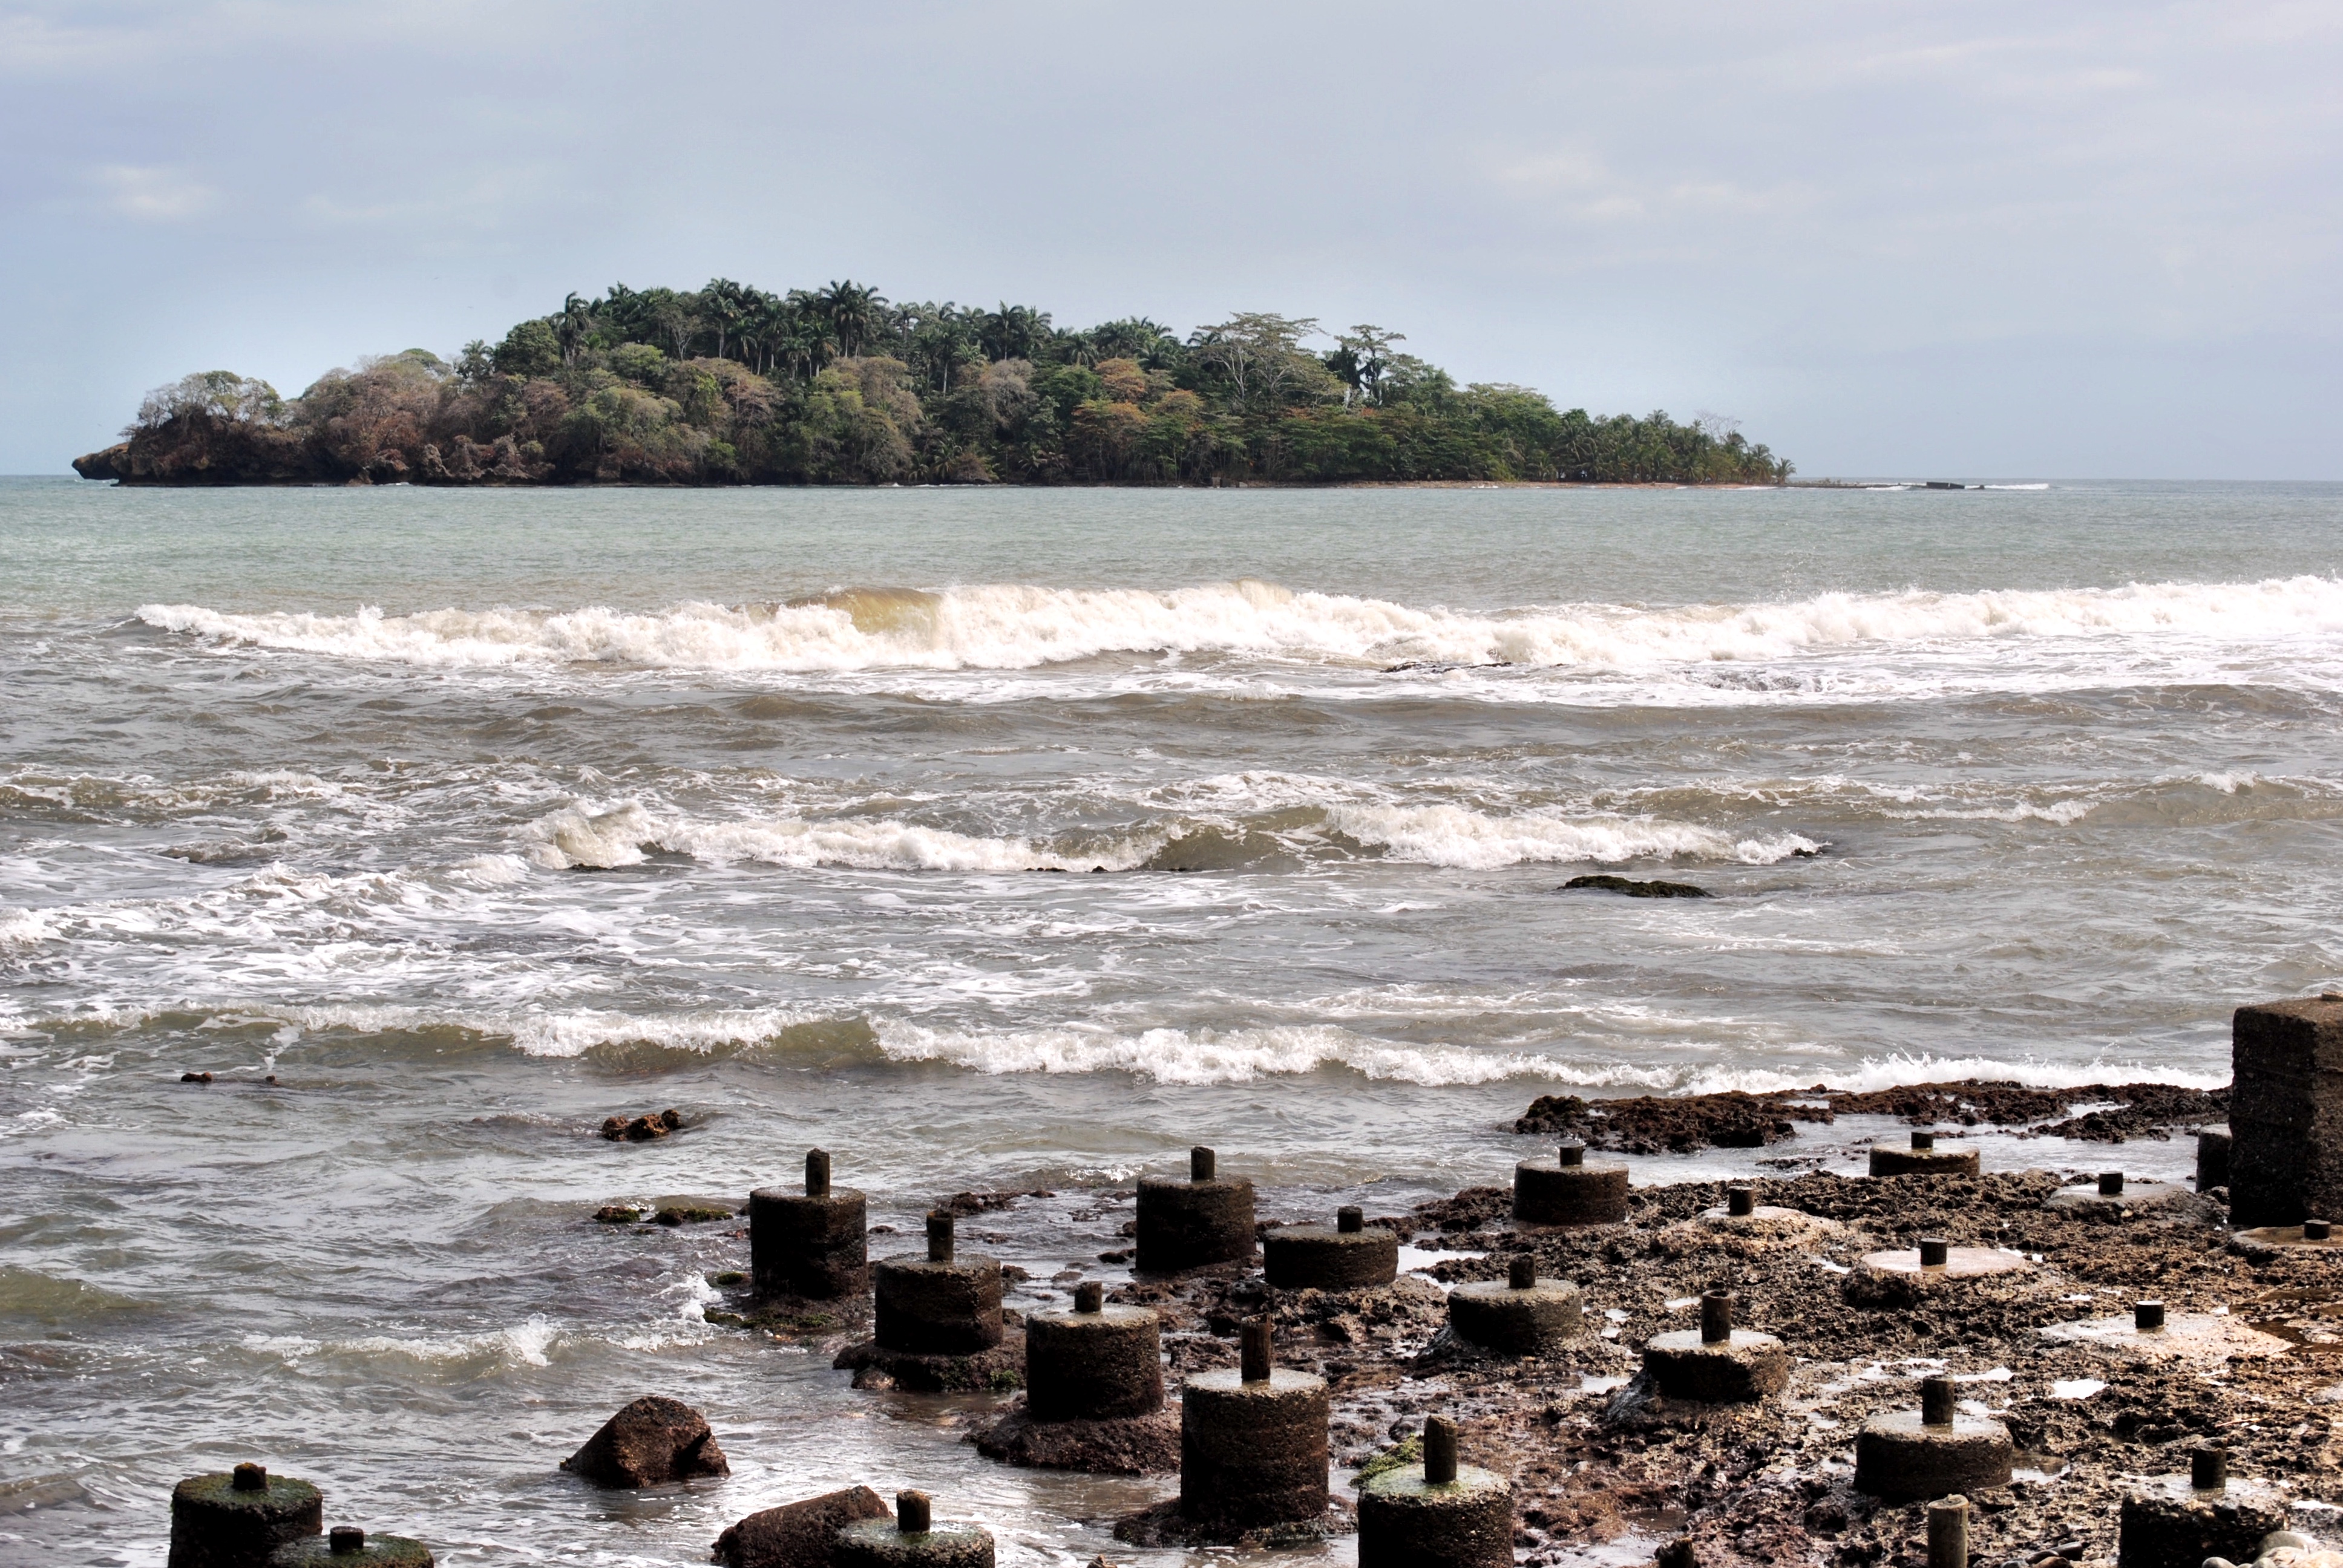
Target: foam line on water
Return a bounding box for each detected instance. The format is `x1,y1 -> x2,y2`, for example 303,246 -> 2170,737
133,572 -> 2343,675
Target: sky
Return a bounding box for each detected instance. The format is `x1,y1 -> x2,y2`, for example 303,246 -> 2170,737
3,0 -> 2339,478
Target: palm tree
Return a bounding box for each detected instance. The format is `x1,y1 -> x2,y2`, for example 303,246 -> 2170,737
814,280 -> 886,359
557,293 -> 594,367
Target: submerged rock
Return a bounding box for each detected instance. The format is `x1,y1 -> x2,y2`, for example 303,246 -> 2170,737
1559,874 -> 1712,898
559,1395 -> 729,1488
600,1109 -> 684,1142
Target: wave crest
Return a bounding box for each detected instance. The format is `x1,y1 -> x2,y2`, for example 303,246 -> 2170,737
133,573 -> 2343,676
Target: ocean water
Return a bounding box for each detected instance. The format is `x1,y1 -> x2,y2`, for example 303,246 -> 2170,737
2,476 -> 2339,1564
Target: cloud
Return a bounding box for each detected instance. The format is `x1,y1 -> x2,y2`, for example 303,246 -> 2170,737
92,164 -> 217,222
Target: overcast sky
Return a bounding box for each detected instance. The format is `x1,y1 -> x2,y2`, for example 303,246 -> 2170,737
4,1 -> 2338,477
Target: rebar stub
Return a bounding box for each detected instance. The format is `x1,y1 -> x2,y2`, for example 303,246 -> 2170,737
1700,1290 -> 1732,1343
1240,1316 -> 1273,1382
1423,1415 -> 1458,1485
806,1148 -> 832,1198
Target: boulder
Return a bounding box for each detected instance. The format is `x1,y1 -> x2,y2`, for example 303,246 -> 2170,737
712,1485 -> 892,1568
559,1395 -> 729,1488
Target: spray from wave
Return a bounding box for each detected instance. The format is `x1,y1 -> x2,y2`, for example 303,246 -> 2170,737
134,573 -> 2343,676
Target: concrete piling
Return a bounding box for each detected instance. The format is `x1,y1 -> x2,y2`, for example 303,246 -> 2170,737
1135,1146 -> 1257,1273
1355,1416 -> 1515,1568
2100,1171 -> 2125,1196
267,1527 -> 435,1566
749,1148 -> 870,1299
1024,1284 -> 1164,1420
1854,1374 -> 2015,1500
1642,1291 -> 1789,1402
1513,1140 -> 1631,1226
1925,1497 -> 1968,1568
1726,1186 -> 1755,1218
169,1463 -> 324,1568
2135,1299 -> 2165,1332
1447,1256 -> 1585,1354
1869,1129 -> 1981,1178
833,1491 -> 996,1568
2229,995 -> 2343,1227
2117,1449 -> 2287,1568
873,1212 -> 1003,1354
1178,1316 -> 1331,1532
2197,1124 -> 2232,1192
1263,1206 -> 1399,1290
1918,1236 -> 1949,1267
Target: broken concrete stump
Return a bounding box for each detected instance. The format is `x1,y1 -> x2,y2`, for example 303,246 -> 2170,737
1869,1129 -> 1979,1178
1355,1416 -> 1513,1568
267,1527 -> 434,1566
1135,1146 -> 1257,1273
170,1465 -> 324,1568
561,1395 -> 729,1488
2198,1123 -> 2233,1192
1513,1141 -> 1630,1226
833,1492 -> 994,1568
750,1148 -> 868,1299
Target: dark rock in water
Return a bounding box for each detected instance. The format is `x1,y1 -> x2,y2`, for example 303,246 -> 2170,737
560,1395 -> 729,1488
654,1200 -> 736,1226
594,1204 -> 645,1224
1513,1079 -> 2230,1152
181,1071 -> 214,1083
711,1485 -> 891,1568
1560,875 -> 1712,898
601,1108 -> 684,1142
1516,1090 -> 1803,1152
970,1403 -> 1182,1474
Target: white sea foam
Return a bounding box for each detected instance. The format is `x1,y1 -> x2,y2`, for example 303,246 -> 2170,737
134,572 -> 2343,677
519,796 -> 1815,873
1679,1053 -> 2231,1096
868,1019 -> 1653,1086
1328,803 -> 1819,868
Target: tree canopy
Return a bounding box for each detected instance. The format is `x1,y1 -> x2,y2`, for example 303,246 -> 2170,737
77,280 -> 1792,487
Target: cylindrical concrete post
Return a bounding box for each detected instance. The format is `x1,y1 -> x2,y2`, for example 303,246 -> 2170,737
1726,1186 -> 1755,1218
1513,1142 -> 1630,1226
873,1217 -> 1004,1354
1855,1377 -> 2013,1501
1918,1236 -> 1950,1268
749,1149 -> 869,1299
1700,1292 -> 1732,1343
1921,1375 -> 1954,1426
1024,1293 -> 1164,1419
1356,1416 -> 1514,1568
1927,1497 -> 1968,1568
1179,1321 -> 1329,1532
2192,1449 -> 2226,1492
1448,1261 -> 1584,1355
2100,1171 -> 2126,1197
833,1491 -> 995,1568
2195,1124 -> 2232,1192
1264,1210 -> 1399,1290
1869,1132 -> 1981,1178
267,1527 -> 435,1566
1136,1148 -> 1257,1273
2135,1299 -> 2165,1332
170,1464 -> 324,1568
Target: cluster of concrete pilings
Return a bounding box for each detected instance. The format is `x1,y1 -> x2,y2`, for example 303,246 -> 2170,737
168,991 -> 2343,1567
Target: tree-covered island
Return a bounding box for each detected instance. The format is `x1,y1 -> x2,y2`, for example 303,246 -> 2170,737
74,280 -> 1792,486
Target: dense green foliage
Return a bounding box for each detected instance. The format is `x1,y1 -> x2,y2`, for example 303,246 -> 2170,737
81,281 -> 1791,486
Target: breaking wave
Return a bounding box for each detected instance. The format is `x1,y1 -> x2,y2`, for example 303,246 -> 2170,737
134,573 -> 2343,676
519,800 -> 1821,872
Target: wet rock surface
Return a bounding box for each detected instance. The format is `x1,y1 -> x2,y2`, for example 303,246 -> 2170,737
559,1394 -> 729,1488
1514,1083 -> 2231,1152
710,1484 -> 892,1568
